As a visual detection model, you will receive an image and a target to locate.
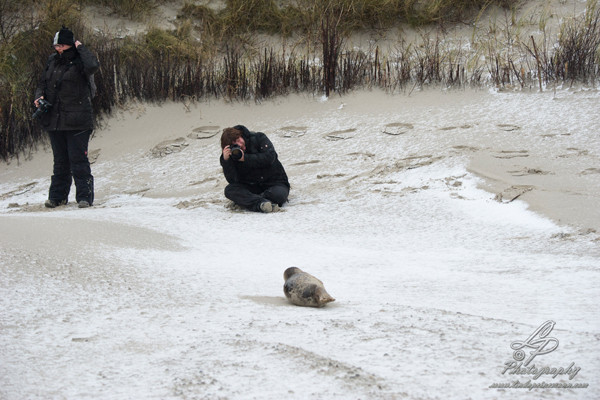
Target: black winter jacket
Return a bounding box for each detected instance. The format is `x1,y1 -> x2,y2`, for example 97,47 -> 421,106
220,125 -> 290,188
34,45 -> 99,131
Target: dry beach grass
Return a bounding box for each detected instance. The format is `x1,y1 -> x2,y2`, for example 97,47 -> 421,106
1,0 -> 600,159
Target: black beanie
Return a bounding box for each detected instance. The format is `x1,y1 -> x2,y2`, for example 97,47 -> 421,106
53,26 -> 75,46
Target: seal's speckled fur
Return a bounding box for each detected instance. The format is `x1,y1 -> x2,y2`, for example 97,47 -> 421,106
283,267 -> 335,307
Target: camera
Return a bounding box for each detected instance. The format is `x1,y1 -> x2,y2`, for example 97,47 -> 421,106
32,99 -> 52,119
230,144 -> 243,160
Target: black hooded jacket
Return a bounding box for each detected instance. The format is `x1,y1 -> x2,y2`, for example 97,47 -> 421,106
34,44 -> 99,131
220,125 -> 290,188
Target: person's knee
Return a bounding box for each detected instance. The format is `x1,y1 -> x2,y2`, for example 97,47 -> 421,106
224,184 -> 236,198
265,185 -> 289,205
70,161 -> 91,177
225,183 -> 245,200
68,146 -> 90,164
53,161 -> 71,175
273,192 -> 288,205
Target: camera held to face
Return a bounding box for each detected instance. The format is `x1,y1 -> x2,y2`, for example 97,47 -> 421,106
32,99 -> 52,119
230,144 -> 243,160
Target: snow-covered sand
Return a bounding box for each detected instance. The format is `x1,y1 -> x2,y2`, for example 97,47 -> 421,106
1,88 -> 599,399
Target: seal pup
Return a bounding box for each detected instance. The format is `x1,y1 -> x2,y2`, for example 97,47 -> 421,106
283,267 -> 335,307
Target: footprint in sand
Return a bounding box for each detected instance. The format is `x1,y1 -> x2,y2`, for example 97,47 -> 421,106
188,126 -> 220,139
276,126 -> 307,138
541,132 -> 572,138
497,124 -> 521,131
175,198 -> 221,210
439,124 -> 472,131
401,155 -> 443,169
452,145 -> 479,152
124,188 -> 151,195
316,173 -> 346,179
444,175 -> 466,188
372,155 -> 443,176
189,177 -> 219,186
382,122 -> 414,136
493,150 -> 529,159
324,128 -> 356,141
290,160 -> 320,166
580,167 -> 600,175
508,167 -> 551,176
346,152 -> 375,161
0,182 -> 38,200
150,137 -> 189,158
494,185 -> 534,203
559,148 -> 590,158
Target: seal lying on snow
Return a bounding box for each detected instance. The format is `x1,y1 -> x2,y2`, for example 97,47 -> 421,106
283,267 -> 335,307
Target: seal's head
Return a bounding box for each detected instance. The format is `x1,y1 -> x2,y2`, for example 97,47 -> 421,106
283,267 -> 302,280
314,287 -> 335,307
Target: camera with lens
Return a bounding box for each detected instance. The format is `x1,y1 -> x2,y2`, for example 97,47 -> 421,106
230,144 -> 243,161
32,99 -> 52,119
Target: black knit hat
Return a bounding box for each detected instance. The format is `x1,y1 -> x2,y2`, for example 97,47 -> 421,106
53,26 -> 75,46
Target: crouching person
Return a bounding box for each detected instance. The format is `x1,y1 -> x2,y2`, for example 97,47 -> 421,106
220,125 -> 290,213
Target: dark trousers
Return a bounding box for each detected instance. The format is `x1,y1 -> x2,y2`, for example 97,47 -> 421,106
225,183 -> 289,212
48,129 -> 94,205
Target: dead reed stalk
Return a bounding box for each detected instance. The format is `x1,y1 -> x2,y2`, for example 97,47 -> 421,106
2,2 -> 600,160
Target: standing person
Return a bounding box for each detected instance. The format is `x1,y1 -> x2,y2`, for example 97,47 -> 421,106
220,125 -> 290,213
34,26 -> 99,208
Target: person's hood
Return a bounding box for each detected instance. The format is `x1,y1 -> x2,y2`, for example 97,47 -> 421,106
233,124 -> 252,140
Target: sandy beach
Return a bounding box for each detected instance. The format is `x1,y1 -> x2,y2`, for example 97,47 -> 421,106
4,87 -> 599,229
1,87 -> 599,399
